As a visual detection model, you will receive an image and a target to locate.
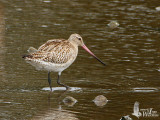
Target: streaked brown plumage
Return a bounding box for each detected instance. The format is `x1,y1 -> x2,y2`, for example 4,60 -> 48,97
22,33 -> 105,91
27,39 -> 76,64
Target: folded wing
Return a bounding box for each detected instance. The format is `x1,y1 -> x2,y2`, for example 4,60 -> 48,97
25,39 -> 75,64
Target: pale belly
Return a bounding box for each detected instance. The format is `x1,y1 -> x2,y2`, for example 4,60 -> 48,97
26,57 -> 76,73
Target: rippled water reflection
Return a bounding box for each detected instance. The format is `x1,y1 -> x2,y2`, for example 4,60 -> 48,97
0,0 -> 160,120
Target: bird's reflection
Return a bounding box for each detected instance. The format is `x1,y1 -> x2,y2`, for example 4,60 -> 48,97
48,88 -> 78,107
32,106 -> 79,120
47,88 -> 70,106
33,89 -> 79,120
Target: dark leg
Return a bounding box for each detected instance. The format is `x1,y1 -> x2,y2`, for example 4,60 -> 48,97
48,72 -> 52,91
57,72 -> 70,90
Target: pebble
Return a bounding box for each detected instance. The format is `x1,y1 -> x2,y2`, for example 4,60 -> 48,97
155,6 -> 160,11
108,21 -> 119,29
63,96 -> 77,107
120,115 -> 132,120
93,95 -> 108,107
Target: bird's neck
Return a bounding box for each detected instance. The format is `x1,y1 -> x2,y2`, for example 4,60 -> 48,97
69,41 -> 78,54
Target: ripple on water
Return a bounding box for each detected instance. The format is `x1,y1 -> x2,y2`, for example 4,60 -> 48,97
43,0 -> 51,3
41,25 -> 48,28
132,87 -> 159,92
0,100 -> 21,105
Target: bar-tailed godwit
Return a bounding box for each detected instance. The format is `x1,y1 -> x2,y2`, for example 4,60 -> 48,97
22,34 -> 105,91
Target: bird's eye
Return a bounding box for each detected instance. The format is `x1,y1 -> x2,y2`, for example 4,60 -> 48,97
78,38 -> 81,40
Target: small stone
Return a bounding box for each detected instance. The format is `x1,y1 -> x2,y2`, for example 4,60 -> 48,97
120,115 -> 132,120
155,6 -> 160,11
108,21 -> 119,29
93,95 -> 108,107
63,96 -> 77,107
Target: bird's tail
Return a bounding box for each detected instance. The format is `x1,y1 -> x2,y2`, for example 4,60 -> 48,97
22,54 -> 33,59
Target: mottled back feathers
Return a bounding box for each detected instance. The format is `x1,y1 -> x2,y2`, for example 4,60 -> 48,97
24,39 -> 78,64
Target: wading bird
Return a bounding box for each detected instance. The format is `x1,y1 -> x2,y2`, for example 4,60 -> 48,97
22,34 -> 105,91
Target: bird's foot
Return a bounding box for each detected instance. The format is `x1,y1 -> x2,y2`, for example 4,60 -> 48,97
66,86 -> 71,91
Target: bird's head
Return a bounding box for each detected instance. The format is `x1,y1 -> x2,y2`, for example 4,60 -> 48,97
68,33 -> 106,66
68,33 -> 84,46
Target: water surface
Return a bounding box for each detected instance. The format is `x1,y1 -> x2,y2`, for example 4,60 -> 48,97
0,0 -> 160,120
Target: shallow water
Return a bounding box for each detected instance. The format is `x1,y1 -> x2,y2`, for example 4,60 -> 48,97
0,0 -> 160,120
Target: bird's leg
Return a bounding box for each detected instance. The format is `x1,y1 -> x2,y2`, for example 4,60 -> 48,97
57,72 -> 70,90
48,72 -> 52,91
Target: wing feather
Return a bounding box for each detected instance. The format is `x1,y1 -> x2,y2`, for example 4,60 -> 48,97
27,39 -> 76,64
